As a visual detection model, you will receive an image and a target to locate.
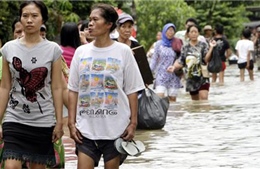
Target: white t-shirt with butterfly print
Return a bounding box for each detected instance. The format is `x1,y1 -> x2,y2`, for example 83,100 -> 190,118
68,41 -> 145,140
1,39 -> 62,127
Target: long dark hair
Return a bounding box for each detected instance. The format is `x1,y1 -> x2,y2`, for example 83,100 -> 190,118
60,22 -> 81,49
80,20 -> 89,32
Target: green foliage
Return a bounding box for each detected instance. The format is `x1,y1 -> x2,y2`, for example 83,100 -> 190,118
69,0 -> 93,20
44,0 -> 81,40
0,0 -> 257,51
188,0 -> 250,51
0,1 -> 20,43
135,0 -> 196,51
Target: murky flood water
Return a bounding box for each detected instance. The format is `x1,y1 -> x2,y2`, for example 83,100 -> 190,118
63,64 -> 260,169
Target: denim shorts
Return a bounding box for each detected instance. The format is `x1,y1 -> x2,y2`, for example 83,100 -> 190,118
75,136 -> 127,167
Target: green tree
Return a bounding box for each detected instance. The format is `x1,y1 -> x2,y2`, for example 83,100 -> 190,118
185,0 -> 251,50
44,0 -> 81,41
0,1 -> 20,43
69,0 -> 131,20
135,0 -> 196,51
0,0 -> 132,44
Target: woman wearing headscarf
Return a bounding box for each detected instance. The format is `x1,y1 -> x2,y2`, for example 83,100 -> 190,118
150,23 -> 182,102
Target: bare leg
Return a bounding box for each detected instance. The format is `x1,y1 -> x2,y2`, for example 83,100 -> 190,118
199,90 -> 209,100
248,69 -> 254,81
211,73 -> 217,83
240,69 -> 245,82
191,94 -> 199,100
4,159 -> 22,169
104,155 -> 120,169
30,163 -> 46,169
168,96 -> 176,102
219,71 -> 224,85
156,93 -> 165,98
77,151 -> 95,169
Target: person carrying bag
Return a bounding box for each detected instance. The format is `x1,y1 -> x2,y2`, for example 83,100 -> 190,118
172,37 -> 184,77
137,87 -> 169,130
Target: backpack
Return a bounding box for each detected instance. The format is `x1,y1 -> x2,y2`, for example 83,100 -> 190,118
207,46 -> 222,73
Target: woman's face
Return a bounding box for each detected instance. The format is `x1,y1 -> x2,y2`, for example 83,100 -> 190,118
83,27 -> 95,41
187,26 -> 199,41
165,27 -> 175,39
88,8 -> 111,37
20,3 -> 43,35
14,22 -> 24,39
156,31 -> 162,40
117,21 -> 133,40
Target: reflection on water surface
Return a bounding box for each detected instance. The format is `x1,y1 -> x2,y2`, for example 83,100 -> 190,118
64,65 -> 260,169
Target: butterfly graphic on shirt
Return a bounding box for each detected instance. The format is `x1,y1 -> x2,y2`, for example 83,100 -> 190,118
9,93 -> 19,109
12,57 -> 48,114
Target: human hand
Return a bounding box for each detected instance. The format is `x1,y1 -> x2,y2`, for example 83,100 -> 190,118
209,40 -> 217,47
52,123 -> 64,143
167,65 -> 175,73
79,31 -> 87,44
121,123 -> 136,141
68,123 -> 83,144
246,63 -> 250,69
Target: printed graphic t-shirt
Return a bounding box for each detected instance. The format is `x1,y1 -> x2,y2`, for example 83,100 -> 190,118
178,41 -> 209,92
68,41 -> 145,140
214,37 -> 230,62
1,39 -> 62,127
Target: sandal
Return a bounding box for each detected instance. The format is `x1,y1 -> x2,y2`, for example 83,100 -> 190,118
114,138 -> 127,154
121,141 -> 139,156
121,140 -> 145,156
114,138 -> 146,156
134,140 -> 145,155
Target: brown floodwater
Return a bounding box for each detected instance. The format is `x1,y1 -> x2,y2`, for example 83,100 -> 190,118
63,64 -> 260,169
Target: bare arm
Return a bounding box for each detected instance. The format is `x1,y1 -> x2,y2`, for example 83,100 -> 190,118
61,56 -> 69,108
204,46 -> 214,63
167,60 -> 183,73
225,48 -> 232,59
68,90 -> 78,128
0,57 -> 12,139
121,92 -> 138,141
204,40 -> 217,63
62,74 -> 68,108
68,90 -> 82,143
51,57 -> 64,142
246,50 -> 251,68
253,36 -> 258,46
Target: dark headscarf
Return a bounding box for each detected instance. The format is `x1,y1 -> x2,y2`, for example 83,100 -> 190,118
161,23 -> 176,47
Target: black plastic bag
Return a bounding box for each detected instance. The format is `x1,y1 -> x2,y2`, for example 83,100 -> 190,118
207,46 -> 222,73
137,88 -> 169,129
